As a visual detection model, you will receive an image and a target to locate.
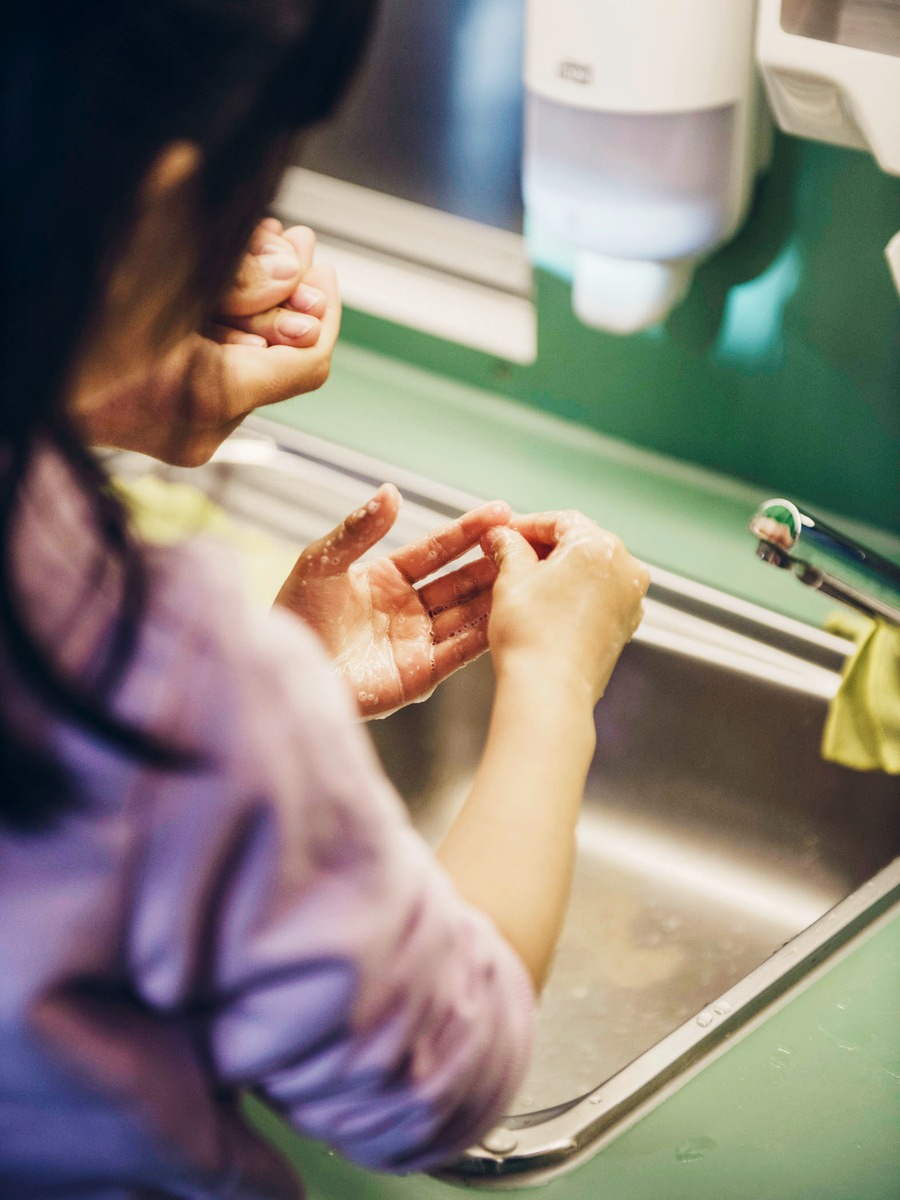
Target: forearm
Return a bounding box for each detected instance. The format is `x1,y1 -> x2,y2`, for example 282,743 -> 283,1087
436,659 -> 597,993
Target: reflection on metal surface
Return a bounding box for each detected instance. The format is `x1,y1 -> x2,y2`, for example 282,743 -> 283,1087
575,811 -> 831,928
751,497 -> 900,626
379,639 -> 898,1142
109,423 -> 900,1187
294,0 -> 524,231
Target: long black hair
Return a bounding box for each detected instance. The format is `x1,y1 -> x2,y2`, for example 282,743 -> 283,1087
0,0 -> 376,831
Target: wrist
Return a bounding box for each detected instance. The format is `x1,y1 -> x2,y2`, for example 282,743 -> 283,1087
494,649 -> 595,710
492,653 -> 597,757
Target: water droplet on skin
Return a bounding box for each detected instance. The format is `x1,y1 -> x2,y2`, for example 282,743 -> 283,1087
367,501 -> 380,514
427,550 -> 438,561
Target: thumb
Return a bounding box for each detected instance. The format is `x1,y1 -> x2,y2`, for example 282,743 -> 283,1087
481,526 -> 539,572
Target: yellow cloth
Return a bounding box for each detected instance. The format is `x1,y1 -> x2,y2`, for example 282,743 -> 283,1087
112,475 -> 300,610
821,610 -> 900,775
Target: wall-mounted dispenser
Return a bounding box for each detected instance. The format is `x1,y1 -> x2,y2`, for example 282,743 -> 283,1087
523,0 -> 768,335
757,0 -> 900,172
757,0 -> 900,294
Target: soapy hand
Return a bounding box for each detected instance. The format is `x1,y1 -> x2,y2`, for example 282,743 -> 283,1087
75,220 -> 339,465
483,510 -> 650,705
275,487 -> 513,717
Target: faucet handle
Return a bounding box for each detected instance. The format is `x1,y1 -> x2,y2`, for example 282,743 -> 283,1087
750,498 -> 900,627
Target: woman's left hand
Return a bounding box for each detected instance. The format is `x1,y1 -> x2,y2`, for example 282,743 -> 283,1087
275,487 -> 512,717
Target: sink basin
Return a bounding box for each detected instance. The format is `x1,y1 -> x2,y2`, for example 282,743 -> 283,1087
109,420 -> 900,1187
372,618 -> 899,1118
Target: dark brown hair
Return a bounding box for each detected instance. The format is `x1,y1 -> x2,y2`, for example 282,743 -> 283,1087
0,0 -> 376,829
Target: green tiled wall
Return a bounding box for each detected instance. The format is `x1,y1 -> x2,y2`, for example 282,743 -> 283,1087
339,136 -> 900,535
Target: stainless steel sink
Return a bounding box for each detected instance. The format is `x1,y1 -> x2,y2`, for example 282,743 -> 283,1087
109,420 -> 900,1187
372,617 -> 899,1115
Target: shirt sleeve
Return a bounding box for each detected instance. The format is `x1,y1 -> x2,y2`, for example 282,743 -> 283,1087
125,547 -> 535,1175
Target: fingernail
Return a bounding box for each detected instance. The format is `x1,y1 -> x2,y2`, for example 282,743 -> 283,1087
259,253 -> 299,280
291,283 -> 326,313
276,312 -> 317,339
231,332 -> 268,347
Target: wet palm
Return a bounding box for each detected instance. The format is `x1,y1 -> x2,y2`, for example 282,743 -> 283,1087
275,485 -> 512,717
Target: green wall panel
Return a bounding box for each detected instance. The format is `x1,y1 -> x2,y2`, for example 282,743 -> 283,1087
339,137 -> 900,535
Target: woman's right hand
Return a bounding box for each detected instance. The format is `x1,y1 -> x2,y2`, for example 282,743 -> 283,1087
481,511 -> 649,706
439,511 -> 648,992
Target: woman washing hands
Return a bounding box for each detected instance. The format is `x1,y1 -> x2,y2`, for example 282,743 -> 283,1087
0,3 -> 649,1198
275,491 -> 646,989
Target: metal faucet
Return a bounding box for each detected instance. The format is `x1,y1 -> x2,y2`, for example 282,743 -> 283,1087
750,498 -> 900,627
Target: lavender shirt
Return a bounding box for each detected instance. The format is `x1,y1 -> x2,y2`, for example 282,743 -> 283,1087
0,452 -> 534,1200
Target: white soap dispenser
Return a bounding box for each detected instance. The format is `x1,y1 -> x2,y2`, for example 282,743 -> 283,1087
523,0 -> 769,334
757,0 -> 900,299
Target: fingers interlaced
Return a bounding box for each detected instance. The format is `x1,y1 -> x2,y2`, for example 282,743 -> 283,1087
416,556 -> 497,616
430,591 -> 492,644
390,502 -> 511,584
509,510 -> 581,549
431,622 -> 490,682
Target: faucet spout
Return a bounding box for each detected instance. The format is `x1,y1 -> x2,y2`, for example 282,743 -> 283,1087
750,499 -> 900,627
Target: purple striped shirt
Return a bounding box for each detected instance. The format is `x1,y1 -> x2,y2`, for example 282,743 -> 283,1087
0,450 -> 534,1199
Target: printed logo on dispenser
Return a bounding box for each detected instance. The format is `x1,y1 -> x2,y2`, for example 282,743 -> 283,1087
559,60 -> 593,86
